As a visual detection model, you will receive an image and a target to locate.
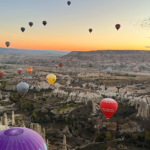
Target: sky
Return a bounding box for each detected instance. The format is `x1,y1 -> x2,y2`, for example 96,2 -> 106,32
0,0 -> 150,51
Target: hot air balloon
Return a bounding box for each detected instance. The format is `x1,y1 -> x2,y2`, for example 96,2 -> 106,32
29,22 -> 33,27
115,24 -> 120,30
17,68 -> 23,74
46,74 -> 56,86
59,62 -> 63,68
27,67 -> 33,74
5,42 -> 10,47
67,1 -> 71,5
89,28 -> 92,33
43,21 -> 47,26
106,67 -> 112,74
17,82 -> 29,97
88,61 -> 93,68
55,65 -> 58,69
100,98 -> 118,119
0,71 -> 4,78
134,69 -> 139,73
21,27 -> 25,32
0,127 -> 47,150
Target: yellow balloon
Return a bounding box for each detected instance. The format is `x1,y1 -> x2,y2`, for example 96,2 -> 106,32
46,74 -> 56,86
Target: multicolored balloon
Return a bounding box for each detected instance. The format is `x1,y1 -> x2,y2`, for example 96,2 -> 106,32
21,27 -> 25,32
0,71 -> 4,78
100,98 -> 118,119
46,74 -> 56,86
17,68 -> 23,74
17,82 -> 29,97
115,24 -> 120,30
43,21 -> 47,26
27,67 -> 33,74
0,127 -> 47,150
5,42 -> 10,47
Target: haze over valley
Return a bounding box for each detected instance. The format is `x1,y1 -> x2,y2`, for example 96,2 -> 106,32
0,49 -> 150,150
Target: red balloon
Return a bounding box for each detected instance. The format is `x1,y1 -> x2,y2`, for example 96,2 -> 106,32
115,24 -> 120,30
100,98 -> 118,119
55,65 -> 58,69
17,69 -> 23,74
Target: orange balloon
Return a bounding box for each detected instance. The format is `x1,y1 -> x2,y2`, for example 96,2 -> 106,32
26,67 -> 33,74
59,62 -> 63,68
0,71 -> 4,78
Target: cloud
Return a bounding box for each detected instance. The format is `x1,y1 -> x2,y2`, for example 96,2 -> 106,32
133,17 -> 150,30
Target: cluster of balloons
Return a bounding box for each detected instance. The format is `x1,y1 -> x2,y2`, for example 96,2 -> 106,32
21,21 -> 47,32
15,66 -> 57,97
54,62 -> 63,69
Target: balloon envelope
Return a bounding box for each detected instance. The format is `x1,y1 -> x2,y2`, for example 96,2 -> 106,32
67,1 -> 71,5
59,62 -> 63,68
17,68 -> 23,74
27,67 -> 33,74
46,74 -> 56,86
89,28 -> 92,33
29,22 -> 33,27
21,27 -> 25,32
88,61 -> 93,68
100,98 -> 118,119
106,68 -> 112,73
43,21 -> 47,26
5,42 -> 10,47
17,82 -> 29,97
55,65 -> 58,69
0,127 -> 47,150
0,71 -> 4,78
115,24 -> 120,30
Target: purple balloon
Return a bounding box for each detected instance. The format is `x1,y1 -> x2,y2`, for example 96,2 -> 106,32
0,127 -> 47,150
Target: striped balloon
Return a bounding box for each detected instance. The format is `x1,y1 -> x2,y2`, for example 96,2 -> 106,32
27,67 -> 33,74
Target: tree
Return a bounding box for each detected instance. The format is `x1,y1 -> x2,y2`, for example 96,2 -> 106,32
45,114 -> 50,121
32,111 -> 37,120
132,133 -> 138,142
95,130 -> 100,136
65,116 -> 68,122
44,109 -> 48,113
145,130 -> 150,142
106,131 -> 111,141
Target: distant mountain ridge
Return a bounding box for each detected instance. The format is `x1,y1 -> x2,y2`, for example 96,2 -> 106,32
0,47 -> 70,55
60,50 -> 150,63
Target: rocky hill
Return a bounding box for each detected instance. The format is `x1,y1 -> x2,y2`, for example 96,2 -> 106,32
60,50 -> 150,63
